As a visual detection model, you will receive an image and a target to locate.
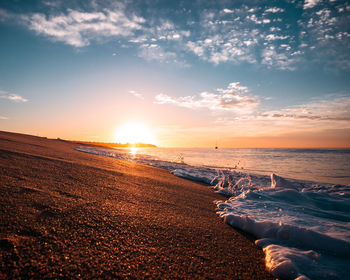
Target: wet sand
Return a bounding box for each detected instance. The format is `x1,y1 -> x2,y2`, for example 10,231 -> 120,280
0,131 -> 272,279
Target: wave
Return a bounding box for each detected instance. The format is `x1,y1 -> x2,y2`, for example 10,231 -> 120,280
214,174 -> 350,279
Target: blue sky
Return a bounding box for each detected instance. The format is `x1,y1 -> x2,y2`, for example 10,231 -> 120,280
0,0 -> 349,147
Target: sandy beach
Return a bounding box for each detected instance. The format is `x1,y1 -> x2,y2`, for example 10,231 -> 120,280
0,131 -> 272,279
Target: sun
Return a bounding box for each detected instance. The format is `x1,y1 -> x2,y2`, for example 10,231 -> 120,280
114,122 -> 157,145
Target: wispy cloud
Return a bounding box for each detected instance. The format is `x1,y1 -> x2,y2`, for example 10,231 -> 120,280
0,90 -> 28,102
138,44 -> 176,63
24,8 -> 145,47
0,115 -> 8,120
260,96 -> 350,123
0,9 -> 10,21
300,4 -> 350,69
129,90 -> 144,99
2,1 -> 349,70
147,20 -> 190,42
209,94 -> 350,138
185,2 -> 349,70
155,82 -> 259,114
42,1 -> 62,8
185,5 -> 301,69
261,45 -> 300,70
128,19 -> 190,65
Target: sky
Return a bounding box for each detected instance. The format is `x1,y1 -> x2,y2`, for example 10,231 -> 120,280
0,0 -> 349,147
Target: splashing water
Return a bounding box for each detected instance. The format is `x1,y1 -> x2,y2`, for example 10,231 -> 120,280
214,173 -> 350,280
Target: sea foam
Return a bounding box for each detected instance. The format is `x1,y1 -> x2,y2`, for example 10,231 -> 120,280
215,173 -> 350,279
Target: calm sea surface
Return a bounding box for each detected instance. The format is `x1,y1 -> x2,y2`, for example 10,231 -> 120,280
135,148 -> 350,185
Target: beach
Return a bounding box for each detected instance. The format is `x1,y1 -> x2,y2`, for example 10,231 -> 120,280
0,131 -> 272,279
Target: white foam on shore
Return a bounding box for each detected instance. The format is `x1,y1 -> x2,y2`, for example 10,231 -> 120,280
76,146 -> 350,280
215,173 -> 350,280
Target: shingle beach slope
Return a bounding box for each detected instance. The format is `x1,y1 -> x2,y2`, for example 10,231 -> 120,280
0,131 -> 272,279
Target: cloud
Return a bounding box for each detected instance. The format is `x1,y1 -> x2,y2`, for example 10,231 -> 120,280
0,9 -> 10,21
223,9 -> 234,14
0,115 -> 8,120
155,82 -> 259,114
261,45 -> 300,70
265,34 -> 289,41
137,42 -> 189,67
3,1 -> 349,70
42,1 -> 62,8
260,96 -> 350,122
0,90 -> 28,102
265,7 -> 284,13
4,4 -> 191,65
247,14 -> 270,24
138,44 -> 176,62
299,3 -> 350,69
125,17 -> 190,65
147,20 -> 190,42
304,0 -> 321,9
129,90 -> 144,99
185,2 -> 349,70
209,95 -> 350,139
24,8 -> 145,47
185,5 -> 301,69
186,32 -> 258,65
186,41 -> 205,57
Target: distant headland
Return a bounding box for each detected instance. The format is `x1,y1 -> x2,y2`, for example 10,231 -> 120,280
70,140 -> 157,148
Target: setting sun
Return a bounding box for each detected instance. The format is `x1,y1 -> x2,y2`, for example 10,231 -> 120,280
114,122 -> 157,145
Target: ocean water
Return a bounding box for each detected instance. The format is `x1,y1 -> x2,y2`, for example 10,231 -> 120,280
76,146 -> 350,280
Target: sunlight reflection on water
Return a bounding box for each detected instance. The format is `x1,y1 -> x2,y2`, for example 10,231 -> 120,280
130,147 -> 138,155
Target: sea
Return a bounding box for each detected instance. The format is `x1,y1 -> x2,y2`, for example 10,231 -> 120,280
76,146 -> 350,280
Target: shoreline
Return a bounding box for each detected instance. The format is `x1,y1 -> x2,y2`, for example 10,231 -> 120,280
0,131 -> 272,279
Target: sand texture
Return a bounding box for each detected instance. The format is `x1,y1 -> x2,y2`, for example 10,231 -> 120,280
0,131 -> 272,279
